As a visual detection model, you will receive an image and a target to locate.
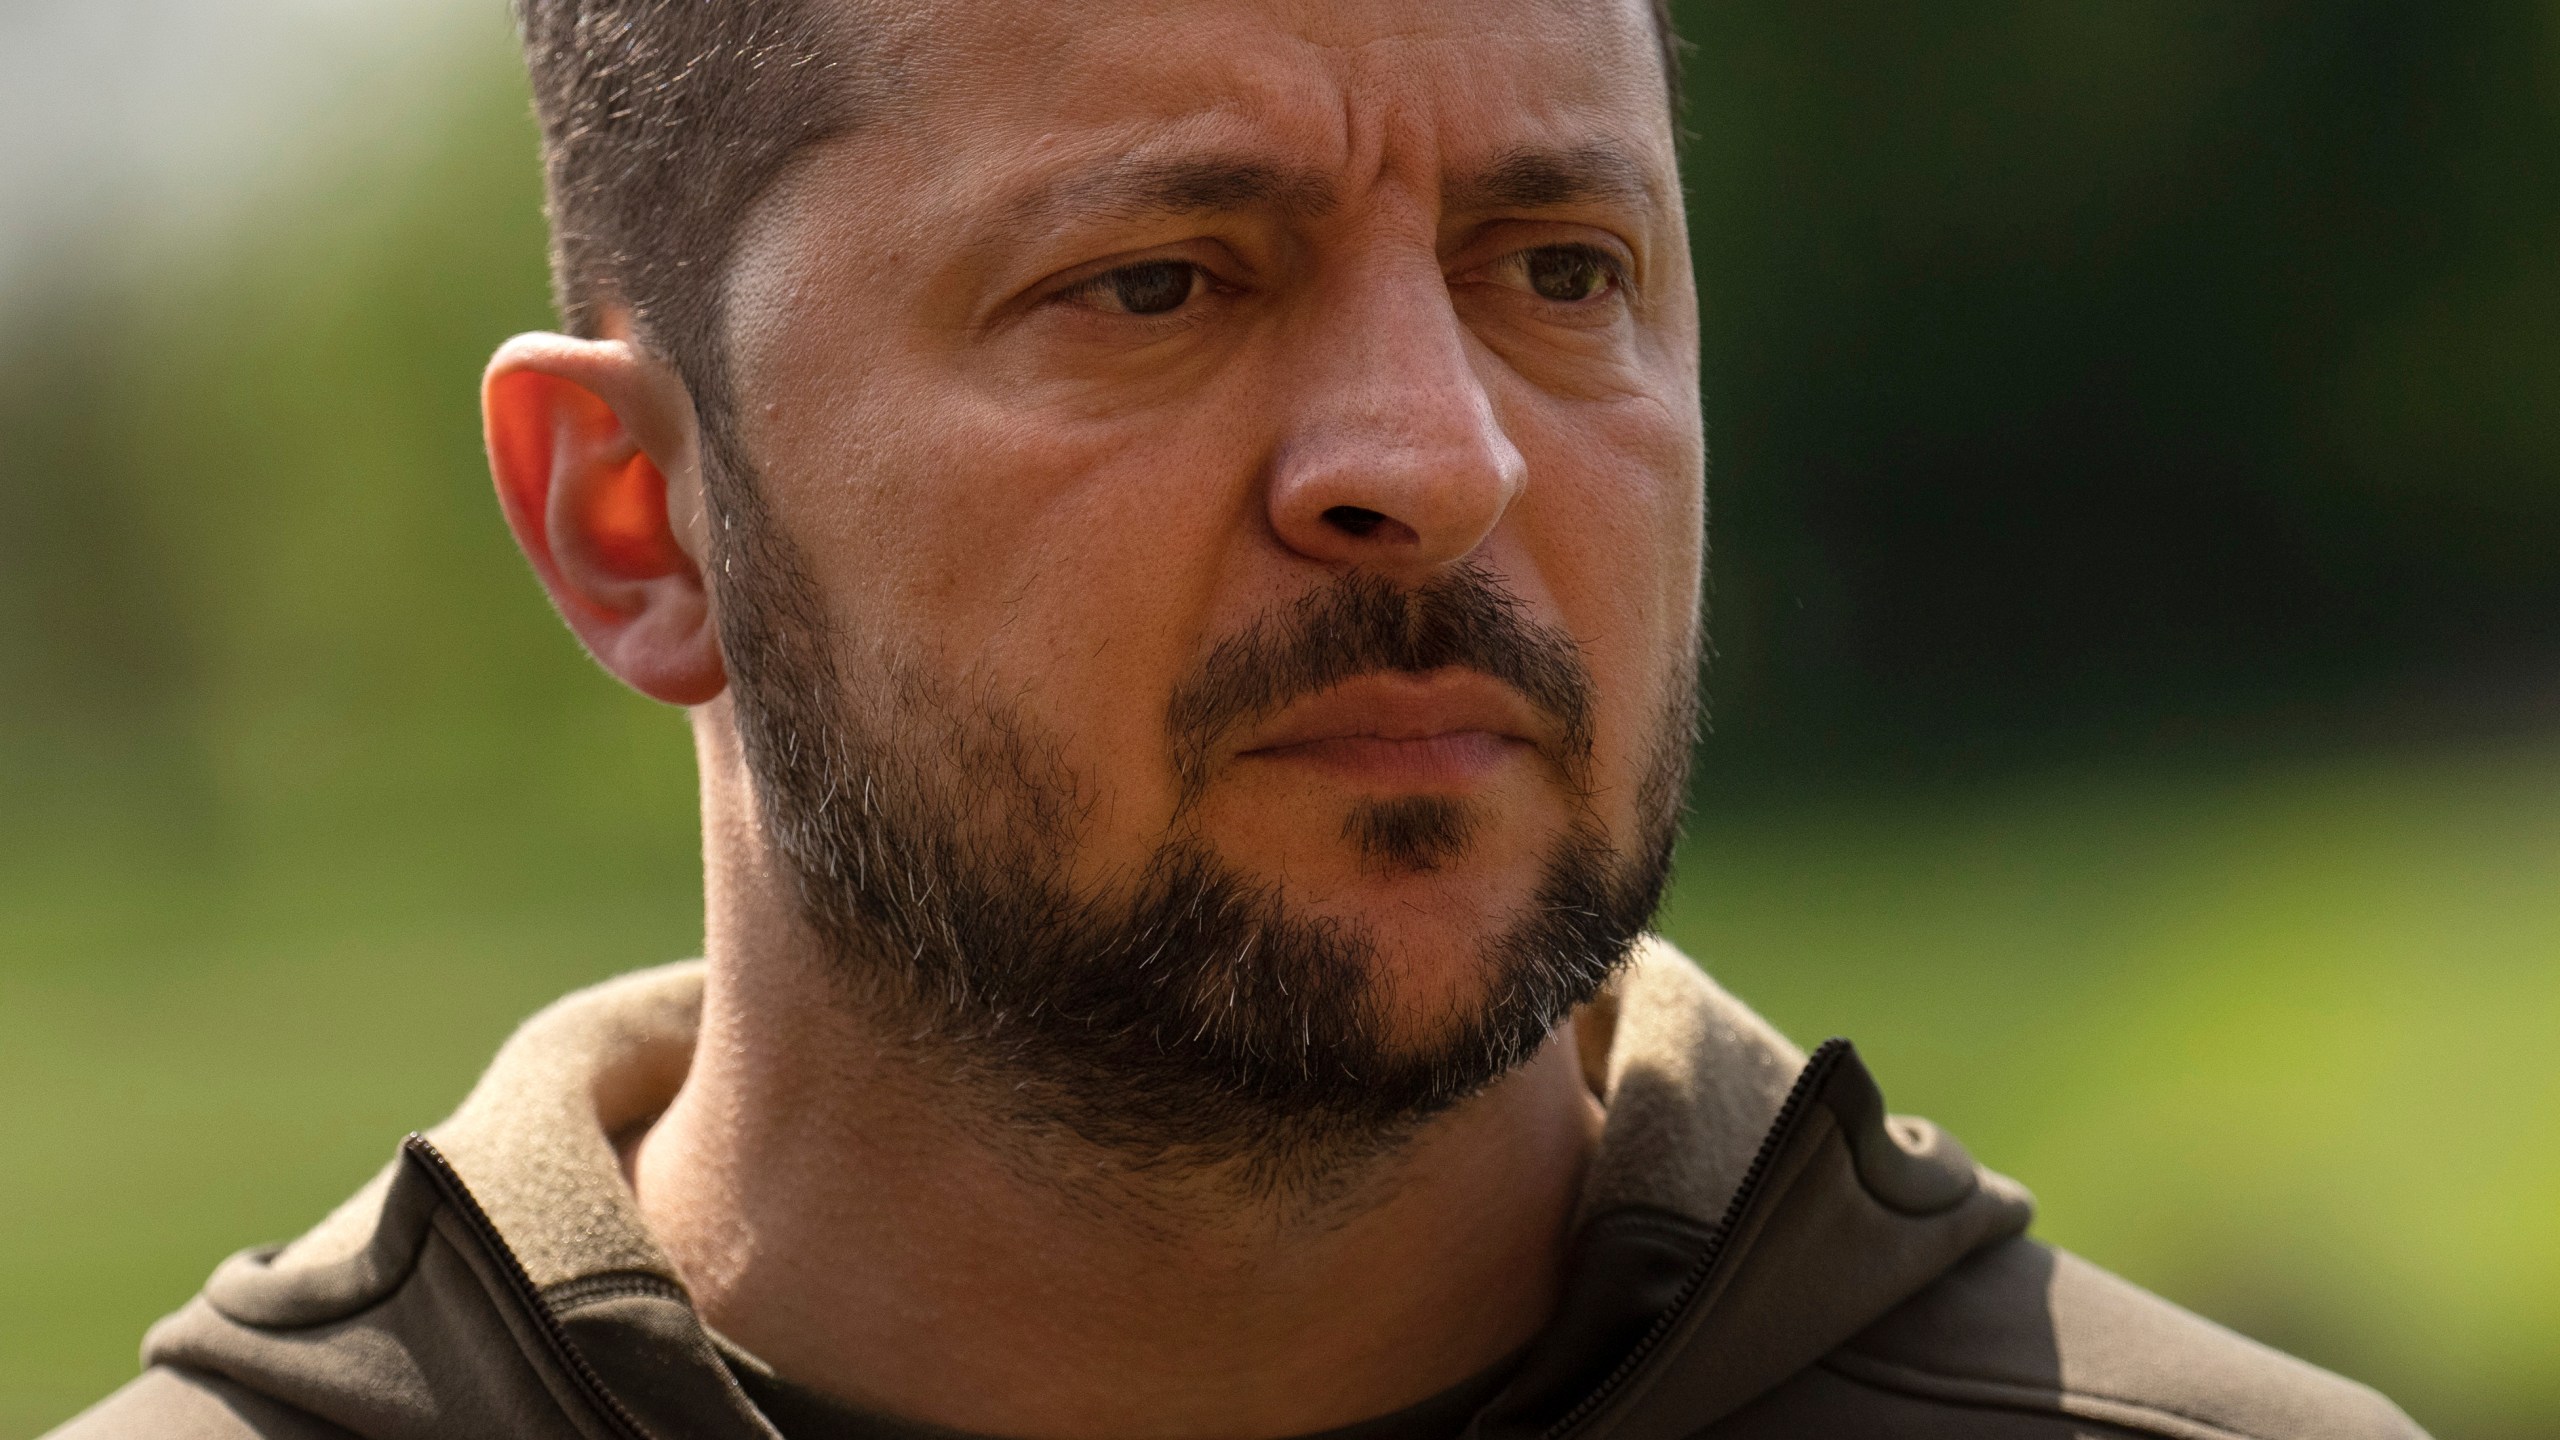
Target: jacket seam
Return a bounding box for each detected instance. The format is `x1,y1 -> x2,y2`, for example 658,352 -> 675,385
414,1177 -> 657,1440
541,1270 -> 692,1315
1576,1202 -> 1719,1234
1567,1204 -> 1720,1258
1818,1351 -> 2278,1440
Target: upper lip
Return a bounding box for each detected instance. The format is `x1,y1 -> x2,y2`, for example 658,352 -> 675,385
1236,669 -> 1549,755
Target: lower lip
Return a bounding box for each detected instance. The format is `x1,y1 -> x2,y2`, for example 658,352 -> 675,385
1242,731 -> 1526,787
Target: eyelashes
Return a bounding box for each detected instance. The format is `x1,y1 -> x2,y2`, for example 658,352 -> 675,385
1042,240 -> 1633,332
1059,260 -> 1211,317
1506,244 -> 1627,304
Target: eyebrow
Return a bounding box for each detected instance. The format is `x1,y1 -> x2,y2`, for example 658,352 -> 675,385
1447,141 -> 1661,215
1007,157 -> 1341,231
1003,140 -> 1661,236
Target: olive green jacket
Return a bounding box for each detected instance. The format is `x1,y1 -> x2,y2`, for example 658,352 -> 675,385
50,943 -> 2425,1440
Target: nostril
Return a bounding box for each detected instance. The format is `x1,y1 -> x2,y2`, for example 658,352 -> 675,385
1323,505 -> 1388,538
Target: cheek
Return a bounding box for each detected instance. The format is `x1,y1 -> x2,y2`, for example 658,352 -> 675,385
1505,390 -> 1703,800
753,356 -> 1279,836
1517,385 -> 1700,608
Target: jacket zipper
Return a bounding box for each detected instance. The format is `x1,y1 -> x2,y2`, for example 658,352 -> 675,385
403,1133 -> 661,1440
405,1041 -> 1848,1440
1534,1038 -> 1850,1440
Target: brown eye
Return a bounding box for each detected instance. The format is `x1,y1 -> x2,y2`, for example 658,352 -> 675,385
1523,246 -> 1612,302
1100,261 -> 1199,315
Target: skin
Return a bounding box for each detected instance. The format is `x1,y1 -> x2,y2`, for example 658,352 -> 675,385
481,0 -> 1703,1435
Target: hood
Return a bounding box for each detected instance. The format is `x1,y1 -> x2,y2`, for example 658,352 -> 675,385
138,942 -> 2033,1440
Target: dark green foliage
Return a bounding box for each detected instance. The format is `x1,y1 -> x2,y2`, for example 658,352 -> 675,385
1680,1 -> 2560,783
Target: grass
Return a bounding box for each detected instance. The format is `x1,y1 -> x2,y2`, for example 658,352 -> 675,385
6,736 -> 2556,1438
1660,738 -> 2560,1439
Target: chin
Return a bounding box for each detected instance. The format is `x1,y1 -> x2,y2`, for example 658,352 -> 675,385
1182,783 -> 1624,1044
1304,851 -> 1553,1035
1363,933 -> 1522,1047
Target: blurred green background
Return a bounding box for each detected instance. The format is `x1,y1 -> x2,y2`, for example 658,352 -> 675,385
2,2 -> 2555,1437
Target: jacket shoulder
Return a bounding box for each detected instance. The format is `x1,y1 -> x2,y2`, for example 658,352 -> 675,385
42,1366 -> 362,1440
1720,1236 -> 2427,1439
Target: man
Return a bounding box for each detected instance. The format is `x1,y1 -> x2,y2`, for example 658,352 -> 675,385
56,1 -> 2424,1437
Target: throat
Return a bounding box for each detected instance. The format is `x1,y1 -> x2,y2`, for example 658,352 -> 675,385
626,954 -> 1605,1440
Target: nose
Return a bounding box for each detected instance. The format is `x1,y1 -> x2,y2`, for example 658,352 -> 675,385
1266,262 -> 1527,574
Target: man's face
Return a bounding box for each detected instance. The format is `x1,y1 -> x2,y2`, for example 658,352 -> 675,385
714,0 -> 1701,1124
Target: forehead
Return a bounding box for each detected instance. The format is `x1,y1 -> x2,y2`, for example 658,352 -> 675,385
836,0 -> 1671,193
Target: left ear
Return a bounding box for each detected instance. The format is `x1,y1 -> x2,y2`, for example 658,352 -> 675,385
482,331 -> 726,706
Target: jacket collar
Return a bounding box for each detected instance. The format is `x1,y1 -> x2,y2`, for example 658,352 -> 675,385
179,942 -> 2031,1439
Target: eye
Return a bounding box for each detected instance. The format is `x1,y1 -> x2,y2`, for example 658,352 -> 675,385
1066,260 -> 1207,316
1513,244 -> 1623,303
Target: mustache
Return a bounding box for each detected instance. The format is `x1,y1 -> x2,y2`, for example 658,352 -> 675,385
1166,562 -> 1597,804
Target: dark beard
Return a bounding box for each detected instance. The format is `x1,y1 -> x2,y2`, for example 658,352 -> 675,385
710,474 -> 1692,1186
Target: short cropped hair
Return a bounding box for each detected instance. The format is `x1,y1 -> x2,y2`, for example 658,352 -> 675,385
514,0 -> 852,421
513,0 -> 1683,437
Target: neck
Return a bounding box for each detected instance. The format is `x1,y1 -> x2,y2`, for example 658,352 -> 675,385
634,720 -> 1606,1440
